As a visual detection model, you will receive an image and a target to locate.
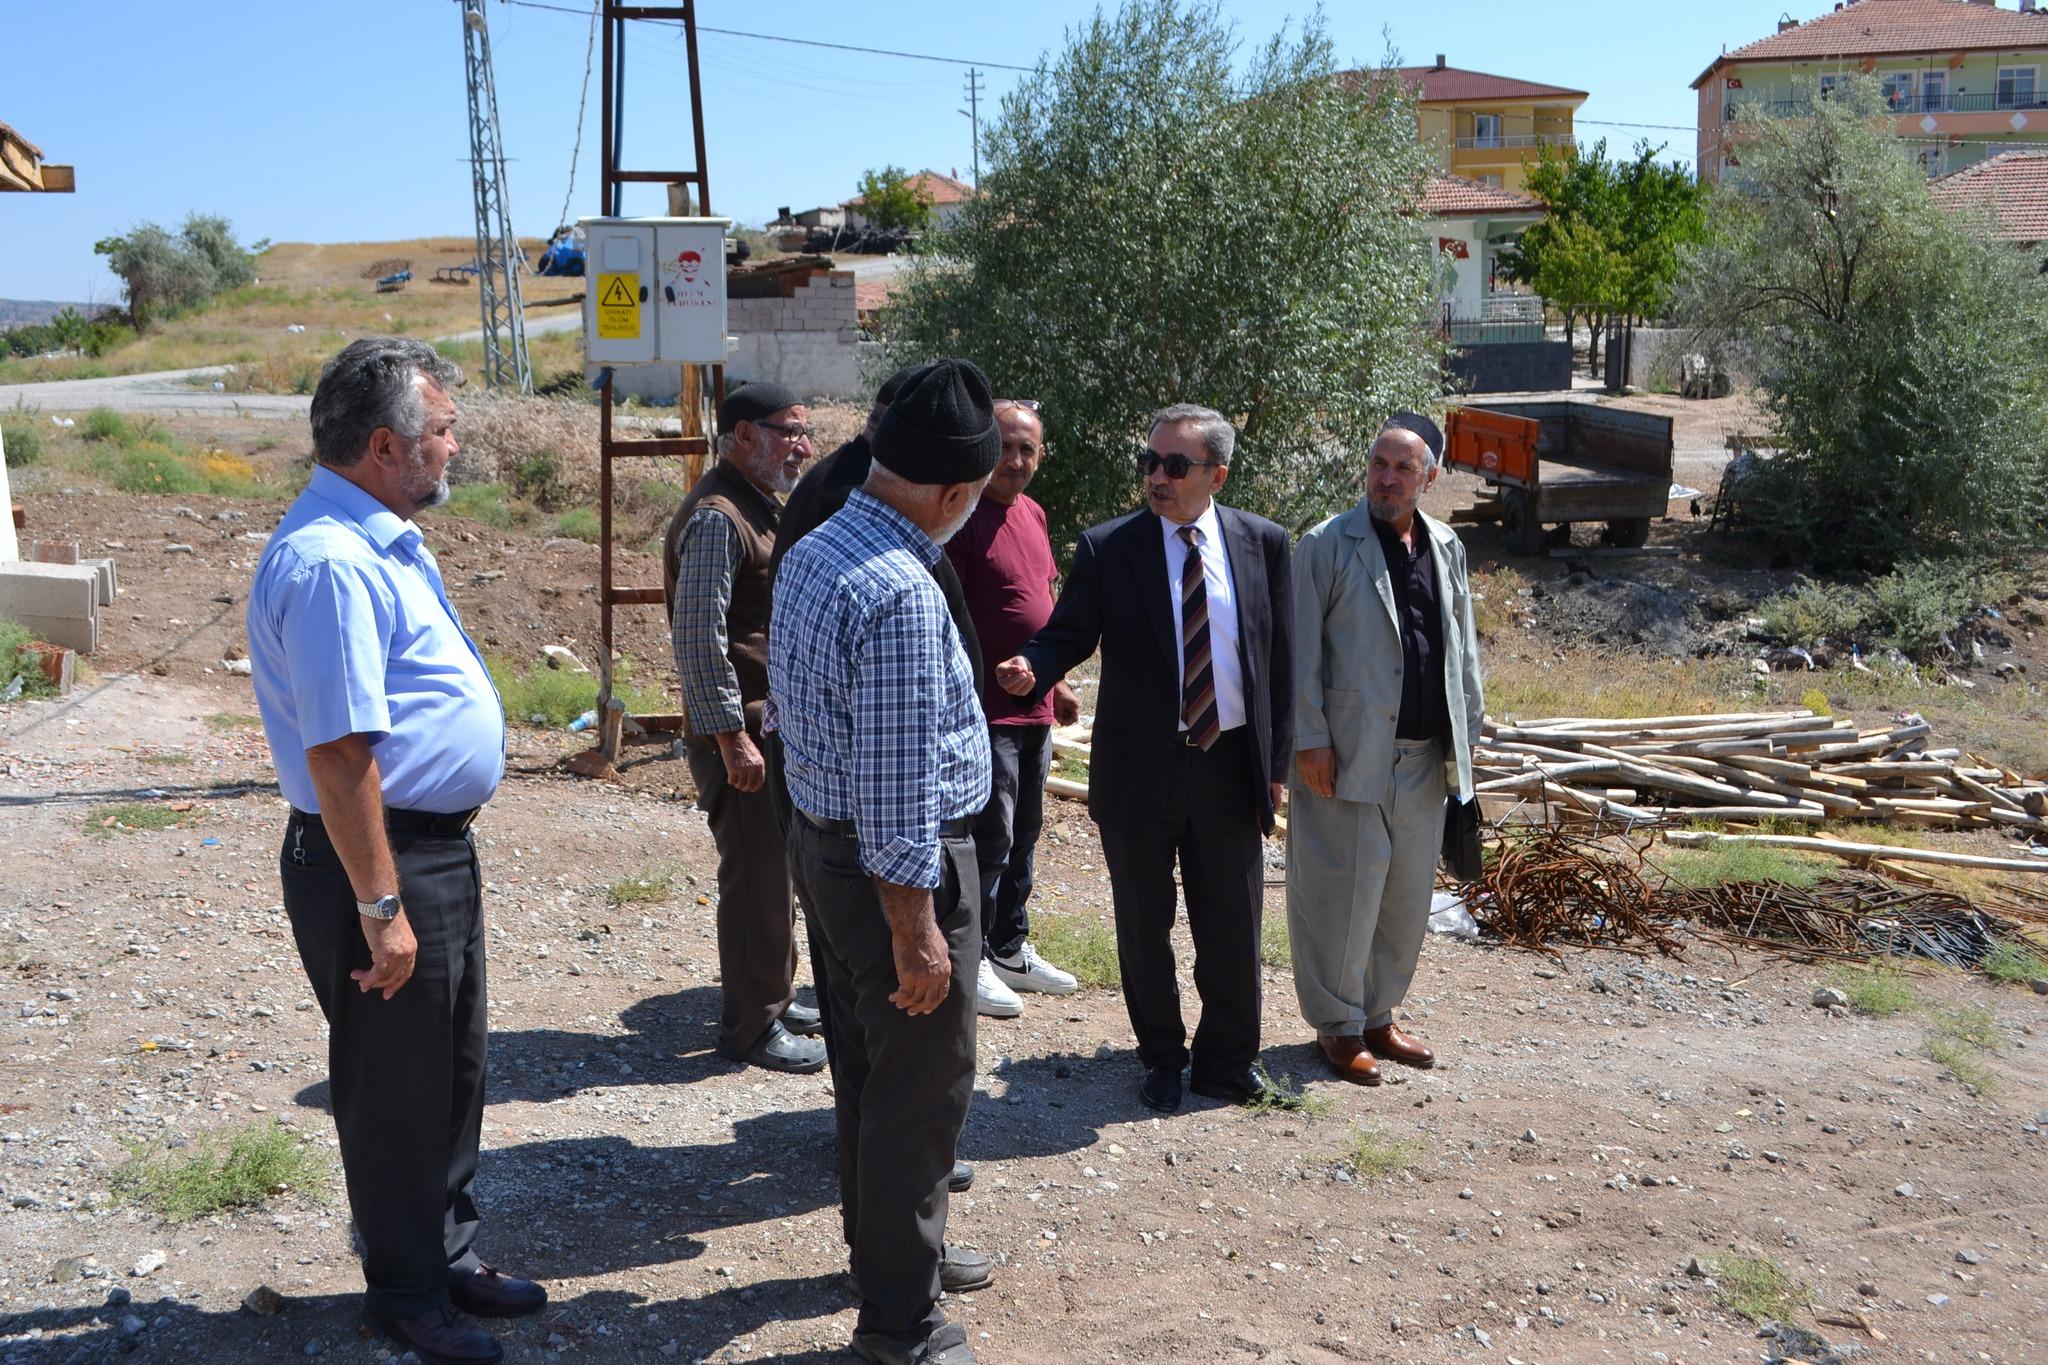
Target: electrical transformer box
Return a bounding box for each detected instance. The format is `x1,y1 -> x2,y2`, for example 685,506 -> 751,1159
579,216 -> 732,365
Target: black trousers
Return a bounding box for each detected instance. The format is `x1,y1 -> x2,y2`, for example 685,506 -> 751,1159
279,813 -> 488,1319
971,723 -> 1052,961
685,738 -> 799,1055
787,817 -> 979,1343
1095,726 -> 1264,1083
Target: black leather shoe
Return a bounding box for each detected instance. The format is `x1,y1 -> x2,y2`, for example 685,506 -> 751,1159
1139,1066 -> 1183,1113
1190,1069 -> 1279,1106
851,1320 -> 979,1364
365,1304 -> 503,1365
448,1263 -> 547,1318
948,1160 -> 974,1193
719,1019 -> 827,1074
782,1000 -> 823,1036
939,1243 -> 993,1293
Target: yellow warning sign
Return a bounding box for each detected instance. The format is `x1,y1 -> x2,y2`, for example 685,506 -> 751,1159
595,272 -> 640,339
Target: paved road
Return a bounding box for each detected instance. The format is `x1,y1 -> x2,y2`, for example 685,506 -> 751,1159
0,365 -> 312,420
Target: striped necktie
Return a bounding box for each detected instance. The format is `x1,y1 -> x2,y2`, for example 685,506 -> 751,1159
1177,525 -> 1220,751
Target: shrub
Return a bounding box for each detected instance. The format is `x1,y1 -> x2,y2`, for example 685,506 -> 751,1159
1029,911 -> 1120,990
1661,841 -> 1828,890
1827,962 -> 1916,1017
81,406 -> 134,443
1,618 -> 58,701
1310,1125 -> 1425,1180
554,506 -> 602,544
1981,939 -> 2048,987
1756,582 -> 1863,646
1,421 -> 42,466
1705,1252 -> 1807,1324
1865,561 -> 1995,658
487,653 -> 665,728
442,482 -> 526,530
511,447 -> 571,508
98,442 -> 208,495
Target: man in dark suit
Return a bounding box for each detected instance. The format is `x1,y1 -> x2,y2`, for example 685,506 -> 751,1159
995,403 -> 1292,1112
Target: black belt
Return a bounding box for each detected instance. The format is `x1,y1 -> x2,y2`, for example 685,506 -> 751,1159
292,806 -> 480,836
798,807 -> 973,839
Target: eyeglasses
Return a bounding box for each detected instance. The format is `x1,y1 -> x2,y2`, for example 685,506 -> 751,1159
754,420 -> 813,443
994,398 -> 1041,413
1137,449 -> 1221,480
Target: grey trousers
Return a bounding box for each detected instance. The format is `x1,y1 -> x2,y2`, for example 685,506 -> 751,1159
1285,737 -> 1446,1036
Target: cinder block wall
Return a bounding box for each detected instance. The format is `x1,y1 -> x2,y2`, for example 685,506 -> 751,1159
603,270 -> 876,404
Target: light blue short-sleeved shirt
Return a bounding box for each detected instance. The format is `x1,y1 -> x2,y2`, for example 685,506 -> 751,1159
247,465 -> 505,814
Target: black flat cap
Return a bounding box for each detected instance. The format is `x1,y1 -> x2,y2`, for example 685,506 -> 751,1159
718,381 -> 802,430
873,359 -> 1001,486
1381,410 -> 1445,463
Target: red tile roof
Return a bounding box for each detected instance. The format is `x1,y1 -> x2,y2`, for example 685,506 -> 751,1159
1695,0 -> 2048,87
1418,173 -> 1547,218
1930,149 -> 2048,240
1389,64 -> 1588,103
843,170 -> 976,211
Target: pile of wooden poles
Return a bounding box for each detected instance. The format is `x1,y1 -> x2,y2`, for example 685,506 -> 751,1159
1474,708 -> 2048,835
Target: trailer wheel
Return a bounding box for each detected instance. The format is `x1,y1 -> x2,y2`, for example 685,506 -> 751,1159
1501,489 -> 1545,556
1601,517 -> 1651,549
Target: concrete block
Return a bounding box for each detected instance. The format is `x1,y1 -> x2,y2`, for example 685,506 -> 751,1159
0,561 -> 99,618
82,557 -> 118,606
8,611 -> 97,654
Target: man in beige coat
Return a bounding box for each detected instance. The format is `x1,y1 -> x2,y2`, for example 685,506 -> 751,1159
1287,413 -> 1483,1085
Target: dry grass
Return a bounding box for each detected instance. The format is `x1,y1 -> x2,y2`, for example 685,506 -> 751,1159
1482,649 -> 1745,722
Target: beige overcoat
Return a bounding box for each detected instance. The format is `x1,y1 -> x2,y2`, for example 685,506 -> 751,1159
1290,504 -> 1485,801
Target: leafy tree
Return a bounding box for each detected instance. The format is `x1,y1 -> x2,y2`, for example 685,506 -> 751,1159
1510,140 -> 1705,373
877,0 -> 1443,540
854,166 -> 933,233
1678,76 -> 2048,567
92,213 -> 261,329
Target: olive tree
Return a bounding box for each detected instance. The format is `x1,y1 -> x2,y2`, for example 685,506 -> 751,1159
1679,78 -> 2048,566
876,0 -> 1443,541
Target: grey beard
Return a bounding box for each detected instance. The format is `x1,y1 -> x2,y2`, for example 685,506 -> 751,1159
932,489 -> 982,545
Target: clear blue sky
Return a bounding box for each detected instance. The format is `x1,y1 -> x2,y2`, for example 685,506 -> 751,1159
2,0 -> 1815,304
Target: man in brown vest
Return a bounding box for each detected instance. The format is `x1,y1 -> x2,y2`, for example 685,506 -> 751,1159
665,381 -> 827,1073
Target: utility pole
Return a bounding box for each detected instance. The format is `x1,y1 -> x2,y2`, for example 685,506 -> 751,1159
959,67 -> 984,188
460,0 -> 532,393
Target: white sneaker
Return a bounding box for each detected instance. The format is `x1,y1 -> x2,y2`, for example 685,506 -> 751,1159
975,957 -> 1024,1018
989,941 -> 1078,996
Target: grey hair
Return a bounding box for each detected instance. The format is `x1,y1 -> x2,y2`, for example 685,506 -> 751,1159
715,429 -> 741,459
310,336 -> 465,468
1147,403 -> 1235,466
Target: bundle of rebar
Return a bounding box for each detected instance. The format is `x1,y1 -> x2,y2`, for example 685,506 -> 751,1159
1473,708 -> 2048,834
1470,826 -> 1685,957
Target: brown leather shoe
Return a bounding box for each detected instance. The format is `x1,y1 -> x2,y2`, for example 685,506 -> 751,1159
1317,1034 -> 1383,1086
1363,1023 -> 1435,1069
448,1263 -> 547,1318
365,1304 -> 503,1365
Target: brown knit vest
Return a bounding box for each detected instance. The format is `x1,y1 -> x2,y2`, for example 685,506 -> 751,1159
662,458 -> 780,739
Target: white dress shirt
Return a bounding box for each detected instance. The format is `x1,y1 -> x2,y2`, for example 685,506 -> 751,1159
1159,500 -> 1246,733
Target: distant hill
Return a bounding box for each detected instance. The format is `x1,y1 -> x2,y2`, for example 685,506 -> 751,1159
0,299 -> 110,331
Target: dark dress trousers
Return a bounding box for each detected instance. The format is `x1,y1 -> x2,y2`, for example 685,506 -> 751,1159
1022,504 -> 1293,1082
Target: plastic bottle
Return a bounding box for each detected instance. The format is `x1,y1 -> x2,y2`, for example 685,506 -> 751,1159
567,709 -> 598,733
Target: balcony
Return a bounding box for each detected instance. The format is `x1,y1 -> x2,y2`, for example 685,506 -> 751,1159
1454,132 -> 1576,151
1726,90 -> 2048,121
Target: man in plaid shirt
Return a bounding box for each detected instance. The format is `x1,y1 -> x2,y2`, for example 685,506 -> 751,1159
768,359 -> 998,1365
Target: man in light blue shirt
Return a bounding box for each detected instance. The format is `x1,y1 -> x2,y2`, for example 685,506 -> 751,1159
246,337 -> 537,1365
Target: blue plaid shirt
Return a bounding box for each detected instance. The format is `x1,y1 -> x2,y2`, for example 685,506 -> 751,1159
769,489 -> 991,888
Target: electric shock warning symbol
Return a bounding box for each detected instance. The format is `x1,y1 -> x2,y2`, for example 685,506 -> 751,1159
595,272 -> 640,339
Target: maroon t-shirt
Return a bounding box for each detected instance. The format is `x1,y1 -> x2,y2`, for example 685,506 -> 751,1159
946,493 -> 1059,727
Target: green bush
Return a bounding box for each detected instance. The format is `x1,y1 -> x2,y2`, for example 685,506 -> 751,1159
1865,561 -> 1997,657
488,653 -> 665,728
511,447 -> 570,509
554,506 -> 602,544
98,442 -> 207,495
1756,582 -> 1863,645
1,618 -> 57,701
443,482 -> 528,530
81,406 -> 134,443
115,1118 -> 332,1222
0,421 -> 41,466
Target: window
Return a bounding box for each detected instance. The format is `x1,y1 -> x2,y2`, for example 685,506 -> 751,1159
1473,113 -> 1502,146
1881,72 -> 1914,110
1818,74 -> 1843,99
1477,173 -> 1504,188
1996,66 -> 2038,109
1920,69 -> 1945,113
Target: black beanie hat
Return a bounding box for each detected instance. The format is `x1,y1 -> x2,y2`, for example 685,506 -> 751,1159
872,359 -> 1001,486
874,365 -> 919,406
718,380 -> 801,430
1381,410 -> 1445,464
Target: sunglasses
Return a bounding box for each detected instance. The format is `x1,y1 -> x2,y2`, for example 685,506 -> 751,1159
1137,449 -> 1221,480
994,398 -> 1041,413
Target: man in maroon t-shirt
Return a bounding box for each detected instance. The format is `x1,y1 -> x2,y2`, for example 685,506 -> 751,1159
945,400 -> 1081,1016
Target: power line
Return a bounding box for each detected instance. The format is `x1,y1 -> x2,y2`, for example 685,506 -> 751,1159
491,0 -> 1035,71
553,0 -> 600,231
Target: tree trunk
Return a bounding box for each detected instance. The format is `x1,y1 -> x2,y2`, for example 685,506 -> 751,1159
1587,315 -> 1603,378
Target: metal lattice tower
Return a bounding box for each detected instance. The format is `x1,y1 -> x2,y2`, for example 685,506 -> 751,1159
460,1 -> 531,393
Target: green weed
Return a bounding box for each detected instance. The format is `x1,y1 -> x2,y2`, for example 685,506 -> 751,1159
1310,1125 -> 1425,1180
1028,911 -> 1120,990
608,867 -> 677,905
96,442 -> 207,495
441,482 -> 532,530
1661,841 -> 1829,890
487,654 -> 663,728
1926,1006 -> 2002,1094
205,711 -> 263,731
1,618 -> 58,701
1704,1251 -> 1808,1324
85,802 -> 194,835
1798,687 -> 1832,717
81,406 -> 135,443
554,506 -> 602,544
1756,582 -> 1862,646
1981,940 -> 2048,987
1827,962 -> 1917,1017
1241,1065 -> 1333,1118
0,422 -> 42,465
1260,913 -> 1292,969
114,1119 -> 333,1222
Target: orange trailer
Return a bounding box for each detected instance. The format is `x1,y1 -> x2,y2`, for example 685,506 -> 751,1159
1444,401 -> 1674,555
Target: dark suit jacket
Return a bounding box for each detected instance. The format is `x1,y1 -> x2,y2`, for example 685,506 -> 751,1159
1023,504 -> 1293,835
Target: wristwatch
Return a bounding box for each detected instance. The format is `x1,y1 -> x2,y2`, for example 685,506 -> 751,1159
356,894 -> 402,921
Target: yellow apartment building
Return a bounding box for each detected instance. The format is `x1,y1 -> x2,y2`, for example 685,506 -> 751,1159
1396,56 -> 1588,194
